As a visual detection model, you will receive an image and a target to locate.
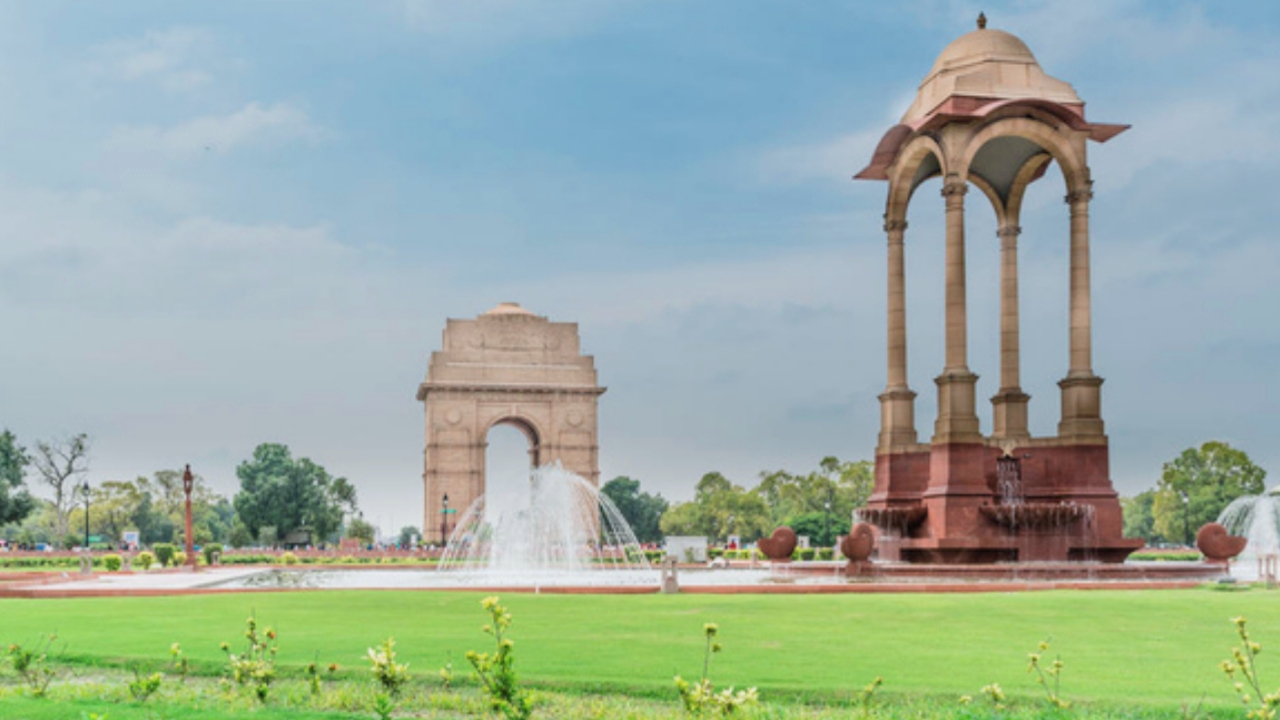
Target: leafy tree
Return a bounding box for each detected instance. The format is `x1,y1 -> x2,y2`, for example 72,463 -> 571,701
397,525 -> 421,547
1120,489 -> 1165,544
0,430 -> 36,526
600,476 -> 668,543
786,511 -> 851,548
1151,441 -> 1266,546
0,502 -> 58,547
233,444 -> 353,545
347,518 -> 376,545
30,433 -> 89,536
756,456 -> 874,535
228,517 -> 253,548
63,471 -> 233,547
659,472 -> 770,542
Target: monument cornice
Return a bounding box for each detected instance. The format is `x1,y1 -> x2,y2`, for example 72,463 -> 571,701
417,382 -> 607,401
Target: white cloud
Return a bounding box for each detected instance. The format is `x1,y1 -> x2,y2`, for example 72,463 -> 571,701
106,102 -> 324,160
88,26 -> 220,93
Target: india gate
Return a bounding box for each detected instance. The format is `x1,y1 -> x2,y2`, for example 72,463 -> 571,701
855,16 -> 1142,562
417,302 -> 604,543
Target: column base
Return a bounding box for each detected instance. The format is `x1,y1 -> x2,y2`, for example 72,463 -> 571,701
1058,374 -> 1105,439
878,387 -> 918,450
933,370 -> 982,444
991,388 -> 1031,441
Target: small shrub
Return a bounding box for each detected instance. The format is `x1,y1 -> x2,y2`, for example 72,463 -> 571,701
1222,616 -> 1280,719
305,658 -> 337,695
674,623 -> 758,717
220,615 -> 278,702
173,551 -> 187,567
102,554 -> 123,572
134,551 -> 156,571
281,551 -> 299,565
153,543 -> 176,567
440,654 -> 455,690
1027,638 -> 1069,709
374,693 -> 396,720
7,634 -> 60,697
367,637 -> 411,696
467,596 -> 532,720
203,543 -> 223,565
170,643 -> 189,681
127,668 -> 162,702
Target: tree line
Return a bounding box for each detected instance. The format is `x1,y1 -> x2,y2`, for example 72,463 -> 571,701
602,456 -> 873,547
1121,440 -> 1267,547
0,430 -> 371,550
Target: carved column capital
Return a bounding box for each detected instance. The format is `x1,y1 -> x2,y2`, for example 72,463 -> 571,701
996,225 -> 1022,239
1064,186 -> 1094,206
883,219 -> 908,234
941,179 -> 968,198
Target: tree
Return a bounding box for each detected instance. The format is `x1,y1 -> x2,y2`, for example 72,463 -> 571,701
397,525 -> 421,547
347,517 -> 376,545
755,456 -> 873,544
228,518 -> 253,548
658,472 -> 770,542
1121,489 -> 1165,544
0,430 -> 36,526
233,443 -> 353,545
61,471 -> 233,547
31,433 -> 89,536
787,511 -> 851,548
1151,441 -> 1267,546
600,476 -> 668,543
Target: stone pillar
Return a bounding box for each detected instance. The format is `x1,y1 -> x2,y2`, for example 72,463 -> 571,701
933,178 -> 981,444
1058,185 -> 1104,438
878,218 -> 917,450
991,224 -> 1030,440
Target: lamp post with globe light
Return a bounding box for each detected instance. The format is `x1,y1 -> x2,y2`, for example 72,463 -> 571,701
182,465 -> 196,569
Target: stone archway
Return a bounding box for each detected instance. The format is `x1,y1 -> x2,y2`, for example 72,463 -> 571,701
416,303 -> 605,543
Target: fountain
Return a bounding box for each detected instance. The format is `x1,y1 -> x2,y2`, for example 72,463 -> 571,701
438,463 -> 658,586
1218,487 -> 1280,581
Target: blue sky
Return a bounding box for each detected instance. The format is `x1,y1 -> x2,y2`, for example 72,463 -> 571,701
2,1 -> 1278,535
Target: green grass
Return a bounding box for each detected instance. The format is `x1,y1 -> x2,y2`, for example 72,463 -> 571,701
0,587 -> 1274,710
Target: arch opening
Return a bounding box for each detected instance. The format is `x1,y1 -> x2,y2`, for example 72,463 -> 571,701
483,417 -> 535,489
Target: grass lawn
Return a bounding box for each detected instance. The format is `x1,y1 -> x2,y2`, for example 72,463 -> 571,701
0,586 -> 1274,710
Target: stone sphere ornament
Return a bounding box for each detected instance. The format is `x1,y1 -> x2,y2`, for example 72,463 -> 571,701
1196,522 -> 1247,563
840,522 -> 876,563
757,527 -> 798,561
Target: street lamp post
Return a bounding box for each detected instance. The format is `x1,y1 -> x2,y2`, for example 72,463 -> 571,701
1181,492 -> 1191,548
440,493 -> 450,545
80,480 -> 90,550
824,498 -> 832,549
182,464 -> 196,569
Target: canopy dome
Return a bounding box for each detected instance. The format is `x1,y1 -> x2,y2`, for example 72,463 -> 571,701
482,302 -> 536,317
901,26 -> 1082,124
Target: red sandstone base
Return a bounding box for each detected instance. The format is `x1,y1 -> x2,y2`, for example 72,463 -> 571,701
868,440 -> 1140,564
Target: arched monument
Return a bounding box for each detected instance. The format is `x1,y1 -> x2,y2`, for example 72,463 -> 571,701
855,16 -> 1142,562
417,302 -> 605,543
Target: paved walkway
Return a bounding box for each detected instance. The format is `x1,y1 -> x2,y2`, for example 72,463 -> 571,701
0,567 -> 264,598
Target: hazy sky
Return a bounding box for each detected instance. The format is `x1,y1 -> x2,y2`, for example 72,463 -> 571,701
2,1 -> 1278,536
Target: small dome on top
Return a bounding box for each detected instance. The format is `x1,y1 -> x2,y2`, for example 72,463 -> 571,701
901,22 -> 1081,124
482,302 -> 536,317
930,28 -> 1037,72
